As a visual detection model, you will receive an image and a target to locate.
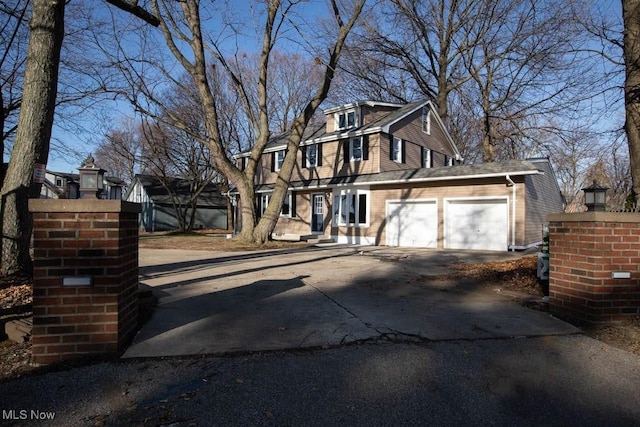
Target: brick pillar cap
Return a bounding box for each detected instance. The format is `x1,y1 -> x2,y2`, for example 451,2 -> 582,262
548,212 -> 640,223
29,199 -> 141,214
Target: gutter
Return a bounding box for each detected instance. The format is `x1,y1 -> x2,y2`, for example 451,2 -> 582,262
509,241 -> 542,251
246,170 -> 540,194
506,175 -> 516,251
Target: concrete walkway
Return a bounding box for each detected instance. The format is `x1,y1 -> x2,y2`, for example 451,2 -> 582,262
124,246 -> 578,358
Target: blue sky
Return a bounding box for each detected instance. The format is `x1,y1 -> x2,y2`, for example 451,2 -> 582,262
43,0 -> 626,175
45,0 -> 334,174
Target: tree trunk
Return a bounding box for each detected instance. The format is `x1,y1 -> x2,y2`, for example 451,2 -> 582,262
623,0 -> 640,198
0,0 -> 65,276
237,182 -> 257,242
481,112 -> 495,162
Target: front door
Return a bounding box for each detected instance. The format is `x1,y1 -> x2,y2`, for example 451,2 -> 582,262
311,194 -> 324,233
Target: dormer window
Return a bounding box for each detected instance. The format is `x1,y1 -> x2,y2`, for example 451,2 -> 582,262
336,109 -> 357,130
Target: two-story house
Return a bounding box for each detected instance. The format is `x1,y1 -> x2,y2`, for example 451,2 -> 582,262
235,99 -> 564,251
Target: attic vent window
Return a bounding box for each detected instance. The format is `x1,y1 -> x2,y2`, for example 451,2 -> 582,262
337,110 -> 356,130
422,107 -> 431,134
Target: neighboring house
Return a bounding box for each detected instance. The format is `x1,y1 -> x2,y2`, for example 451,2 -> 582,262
125,174 -> 228,232
234,99 -> 564,251
41,170 -> 124,200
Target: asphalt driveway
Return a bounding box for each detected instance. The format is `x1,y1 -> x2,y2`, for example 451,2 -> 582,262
124,245 -> 578,358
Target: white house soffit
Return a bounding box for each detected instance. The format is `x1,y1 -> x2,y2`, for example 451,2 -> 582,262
323,100 -> 403,114
333,170 -> 540,187
280,169 -> 540,191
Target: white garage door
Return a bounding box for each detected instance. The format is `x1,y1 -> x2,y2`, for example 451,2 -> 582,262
446,199 -> 508,251
386,200 -> 437,248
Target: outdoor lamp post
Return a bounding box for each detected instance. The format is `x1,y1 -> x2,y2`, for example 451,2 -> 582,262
78,155 -> 105,199
582,180 -> 608,212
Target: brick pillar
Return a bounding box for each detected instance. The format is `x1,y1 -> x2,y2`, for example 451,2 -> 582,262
548,212 -> 640,325
28,200 -> 141,365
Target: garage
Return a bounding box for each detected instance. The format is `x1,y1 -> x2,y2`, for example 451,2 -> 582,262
386,200 -> 437,247
445,198 -> 509,251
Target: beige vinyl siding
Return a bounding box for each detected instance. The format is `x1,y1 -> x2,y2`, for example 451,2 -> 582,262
257,151 -> 276,184
257,136 -> 383,186
272,191 -> 333,235
369,178 -> 523,248
326,115 -> 336,133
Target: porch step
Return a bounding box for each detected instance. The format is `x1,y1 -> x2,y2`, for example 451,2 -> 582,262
271,234 -> 335,244
301,235 -> 335,244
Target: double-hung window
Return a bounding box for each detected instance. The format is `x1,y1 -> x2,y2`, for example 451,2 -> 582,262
281,192 -> 292,217
306,144 -> 318,168
422,148 -> 432,168
274,150 -> 285,171
337,109 -> 356,130
332,188 -> 369,227
392,137 -> 403,163
258,192 -> 293,217
260,194 -> 270,216
350,137 -> 362,162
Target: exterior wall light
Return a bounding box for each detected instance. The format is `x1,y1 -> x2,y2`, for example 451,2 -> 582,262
582,181 -> 608,212
78,155 -> 106,199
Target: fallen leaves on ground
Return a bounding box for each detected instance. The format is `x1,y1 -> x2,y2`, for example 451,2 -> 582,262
1,275 -> 35,381
0,275 -> 32,309
443,255 -> 543,296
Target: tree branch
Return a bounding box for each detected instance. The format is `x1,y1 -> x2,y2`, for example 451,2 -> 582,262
105,0 -> 161,27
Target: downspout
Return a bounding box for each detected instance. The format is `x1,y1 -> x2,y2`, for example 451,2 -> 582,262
506,175 -> 516,251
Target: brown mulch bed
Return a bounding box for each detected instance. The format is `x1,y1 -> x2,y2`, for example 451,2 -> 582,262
1,250 -> 639,381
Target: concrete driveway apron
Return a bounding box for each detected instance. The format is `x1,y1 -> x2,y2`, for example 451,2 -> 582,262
123,246 -> 578,358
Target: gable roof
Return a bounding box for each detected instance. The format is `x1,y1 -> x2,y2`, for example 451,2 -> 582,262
322,100 -> 403,114
236,99 -> 461,159
129,174 -> 227,207
253,159 -> 543,192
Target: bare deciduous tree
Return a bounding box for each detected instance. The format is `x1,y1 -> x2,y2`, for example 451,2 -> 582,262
0,0 -> 159,276
622,0 -> 640,197
0,0 -> 30,163
1,0 -> 65,276
139,119 -> 221,232
94,118 -> 142,186
99,0 -> 365,244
